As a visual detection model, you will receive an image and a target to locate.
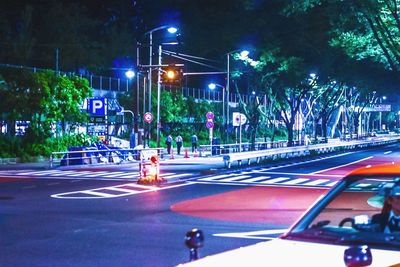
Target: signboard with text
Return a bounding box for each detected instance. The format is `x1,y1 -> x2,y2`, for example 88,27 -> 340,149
364,104 -> 391,112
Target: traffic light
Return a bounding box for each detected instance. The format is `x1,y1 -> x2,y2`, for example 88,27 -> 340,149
161,66 -> 183,85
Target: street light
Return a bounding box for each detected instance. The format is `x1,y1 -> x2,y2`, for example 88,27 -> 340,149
208,83 -> 225,130
142,25 -> 178,147
145,26 -> 178,115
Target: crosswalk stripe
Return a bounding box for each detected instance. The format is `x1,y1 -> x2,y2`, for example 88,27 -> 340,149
65,171 -> 100,177
75,171 -> 111,177
46,171 -> 80,176
199,174 -> 232,181
17,170 -> 57,176
241,176 -> 271,183
117,173 -> 140,179
302,179 -> 330,186
260,177 -> 290,184
281,178 -> 310,185
219,175 -> 251,182
325,181 -> 338,187
101,172 -> 126,178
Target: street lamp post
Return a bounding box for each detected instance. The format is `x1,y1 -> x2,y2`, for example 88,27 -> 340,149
379,96 -> 387,131
143,26 -> 177,147
208,83 -> 225,132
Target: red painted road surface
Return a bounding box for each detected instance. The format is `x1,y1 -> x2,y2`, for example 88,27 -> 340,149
171,186 -> 327,224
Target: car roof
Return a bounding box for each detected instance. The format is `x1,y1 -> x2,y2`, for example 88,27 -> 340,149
346,163 -> 400,177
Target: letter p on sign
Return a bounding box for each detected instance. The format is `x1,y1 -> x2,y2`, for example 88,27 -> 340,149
88,98 -> 106,116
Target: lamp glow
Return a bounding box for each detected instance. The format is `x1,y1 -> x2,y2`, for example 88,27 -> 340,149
167,27 -> 178,34
125,70 -> 135,79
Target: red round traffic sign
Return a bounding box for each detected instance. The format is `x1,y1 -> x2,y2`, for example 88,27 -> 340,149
206,120 -> 214,129
206,112 -> 214,120
144,112 -> 153,123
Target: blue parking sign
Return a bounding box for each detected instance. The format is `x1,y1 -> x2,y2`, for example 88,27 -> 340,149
88,98 -> 106,116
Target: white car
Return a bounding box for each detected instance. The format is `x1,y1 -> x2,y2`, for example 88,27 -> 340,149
180,164 -> 400,266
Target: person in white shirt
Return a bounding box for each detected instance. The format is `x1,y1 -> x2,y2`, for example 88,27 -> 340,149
371,184 -> 400,233
175,135 -> 183,155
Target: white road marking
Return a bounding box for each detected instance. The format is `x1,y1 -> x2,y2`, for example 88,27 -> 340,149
213,229 -> 287,240
312,156 -> 373,174
101,187 -> 137,193
260,177 -> 290,184
242,176 -> 271,183
219,175 -> 251,182
384,151 -> 392,154
256,171 -> 338,177
325,181 -> 338,187
281,178 -> 309,185
80,190 -> 116,197
51,182 -> 197,199
302,179 -> 330,186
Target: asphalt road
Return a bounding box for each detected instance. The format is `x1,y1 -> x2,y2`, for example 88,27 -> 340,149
1,143 -> 399,267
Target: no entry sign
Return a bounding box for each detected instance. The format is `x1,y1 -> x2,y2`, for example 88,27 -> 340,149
144,112 -> 153,123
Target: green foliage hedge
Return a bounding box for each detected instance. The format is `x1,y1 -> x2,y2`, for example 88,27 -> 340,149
0,133 -> 98,162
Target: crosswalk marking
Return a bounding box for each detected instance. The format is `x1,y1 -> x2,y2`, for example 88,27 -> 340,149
199,174 -> 231,181
101,172 -> 127,178
281,178 -> 309,185
325,181 -> 338,187
243,176 -> 271,183
219,175 -> 251,182
302,179 -> 330,186
195,173 -> 340,188
0,170 -> 193,181
260,177 -> 290,184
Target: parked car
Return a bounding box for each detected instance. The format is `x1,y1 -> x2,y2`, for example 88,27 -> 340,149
180,164 -> 400,266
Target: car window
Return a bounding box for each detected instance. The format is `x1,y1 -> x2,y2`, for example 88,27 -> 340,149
285,176 -> 400,250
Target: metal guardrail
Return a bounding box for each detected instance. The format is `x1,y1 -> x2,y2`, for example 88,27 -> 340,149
198,141 -> 288,157
222,136 -> 400,168
49,147 -> 165,168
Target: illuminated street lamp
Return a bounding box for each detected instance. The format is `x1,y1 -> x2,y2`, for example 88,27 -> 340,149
145,26 -> 178,114
208,83 -> 226,129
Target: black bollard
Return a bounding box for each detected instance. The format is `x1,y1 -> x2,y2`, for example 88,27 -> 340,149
185,228 -> 204,261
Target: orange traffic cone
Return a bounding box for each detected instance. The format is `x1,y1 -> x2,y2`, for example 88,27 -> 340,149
184,148 -> 189,158
170,149 -> 175,159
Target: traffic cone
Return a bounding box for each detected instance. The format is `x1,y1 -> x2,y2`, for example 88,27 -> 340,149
184,148 -> 189,158
170,149 -> 175,159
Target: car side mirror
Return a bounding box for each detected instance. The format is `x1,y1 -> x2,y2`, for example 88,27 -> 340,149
343,245 -> 372,267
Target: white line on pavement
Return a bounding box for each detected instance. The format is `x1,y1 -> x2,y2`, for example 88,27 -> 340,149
312,156 -> 373,174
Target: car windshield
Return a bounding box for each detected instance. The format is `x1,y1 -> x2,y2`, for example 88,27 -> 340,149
284,175 -> 400,250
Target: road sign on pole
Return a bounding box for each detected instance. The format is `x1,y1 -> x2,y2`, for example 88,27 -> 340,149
206,120 -> 214,129
144,112 -> 153,123
206,112 -> 214,120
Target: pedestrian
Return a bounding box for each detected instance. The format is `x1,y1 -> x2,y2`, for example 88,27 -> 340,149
176,135 -> 183,155
191,134 -> 198,152
165,134 -> 172,154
